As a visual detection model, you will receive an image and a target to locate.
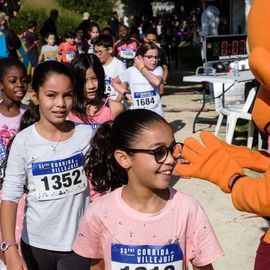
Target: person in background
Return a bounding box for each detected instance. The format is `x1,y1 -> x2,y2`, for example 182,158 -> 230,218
40,9 -> 59,41
112,24 -> 140,68
108,11 -> 120,39
2,0 -> 21,18
69,53 -> 125,201
200,0 -> 220,95
72,109 -> 223,270
74,27 -> 84,54
158,26 -> 171,69
58,31 -> 77,64
200,0 -> 220,62
94,34 -> 126,100
24,20 -> 39,76
39,32 -> 59,63
112,42 -> 164,116
0,57 -> 28,267
101,27 -> 114,42
0,57 -> 28,165
78,12 -> 92,37
0,12 -> 21,58
81,22 -> 100,54
201,0 -> 220,38
68,53 -> 125,129
144,28 -> 169,96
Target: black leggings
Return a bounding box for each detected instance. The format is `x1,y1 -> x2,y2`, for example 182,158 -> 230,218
21,240 -> 91,270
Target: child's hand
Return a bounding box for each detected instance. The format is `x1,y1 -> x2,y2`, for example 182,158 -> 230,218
125,93 -> 133,105
134,56 -> 144,70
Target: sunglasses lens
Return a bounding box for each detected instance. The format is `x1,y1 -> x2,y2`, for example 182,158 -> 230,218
155,146 -> 167,162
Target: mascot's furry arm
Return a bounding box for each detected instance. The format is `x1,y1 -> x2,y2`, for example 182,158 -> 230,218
176,0 -> 270,242
176,131 -> 270,216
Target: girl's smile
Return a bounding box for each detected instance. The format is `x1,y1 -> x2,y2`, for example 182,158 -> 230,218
1,66 -> 28,103
37,74 -> 73,126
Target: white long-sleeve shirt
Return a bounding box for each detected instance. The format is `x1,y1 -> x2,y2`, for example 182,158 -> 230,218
2,123 -> 94,251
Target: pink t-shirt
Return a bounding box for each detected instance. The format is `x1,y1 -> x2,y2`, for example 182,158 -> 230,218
73,187 -> 223,270
68,98 -> 113,129
69,98 -> 113,201
0,104 -> 26,160
0,103 -> 27,245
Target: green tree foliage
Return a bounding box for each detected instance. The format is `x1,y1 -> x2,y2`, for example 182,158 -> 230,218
9,5 -> 80,39
9,6 -> 47,35
56,0 -> 117,27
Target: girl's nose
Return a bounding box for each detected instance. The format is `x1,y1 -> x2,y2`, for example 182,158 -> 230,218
87,80 -> 96,89
56,96 -> 65,107
165,150 -> 177,165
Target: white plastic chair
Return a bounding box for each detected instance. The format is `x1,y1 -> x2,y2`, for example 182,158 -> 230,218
214,84 -> 257,148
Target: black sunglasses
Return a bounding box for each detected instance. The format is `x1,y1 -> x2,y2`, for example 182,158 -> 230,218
123,142 -> 183,164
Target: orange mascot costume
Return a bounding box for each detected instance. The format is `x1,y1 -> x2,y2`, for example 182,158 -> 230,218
176,0 -> 270,269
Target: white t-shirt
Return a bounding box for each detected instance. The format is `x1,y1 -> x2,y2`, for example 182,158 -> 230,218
103,57 -> 126,100
119,66 -> 164,116
2,123 -> 94,251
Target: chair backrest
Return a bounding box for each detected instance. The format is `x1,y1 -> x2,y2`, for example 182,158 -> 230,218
242,86 -> 257,113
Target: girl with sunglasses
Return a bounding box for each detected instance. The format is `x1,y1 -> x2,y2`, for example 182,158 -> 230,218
73,109 -> 223,270
112,42 -> 164,116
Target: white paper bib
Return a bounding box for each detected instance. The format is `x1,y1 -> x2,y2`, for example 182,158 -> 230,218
133,90 -> 159,110
105,77 -> 117,97
120,48 -> 136,59
66,50 -> 75,61
111,243 -> 183,270
32,153 -> 87,201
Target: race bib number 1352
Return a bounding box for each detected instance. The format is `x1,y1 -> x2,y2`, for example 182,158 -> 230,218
32,153 -> 87,201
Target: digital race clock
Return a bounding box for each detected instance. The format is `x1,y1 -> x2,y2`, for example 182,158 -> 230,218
203,34 -> 248,63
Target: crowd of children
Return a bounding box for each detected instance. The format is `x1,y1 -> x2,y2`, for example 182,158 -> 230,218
0,10 -> 226,270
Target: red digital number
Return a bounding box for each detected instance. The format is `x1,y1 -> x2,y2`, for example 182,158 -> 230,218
239,40 -> 247,54
220,41 -> 228,56
231,40 -> 239,55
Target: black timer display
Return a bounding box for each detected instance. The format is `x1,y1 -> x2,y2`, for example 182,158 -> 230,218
204,35 -> 248,62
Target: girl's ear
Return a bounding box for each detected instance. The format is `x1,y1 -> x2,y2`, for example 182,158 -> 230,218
114,149 -> 132,169
108,47 -> 113,54
0,81 -> 3,91
29,89 -> 39,105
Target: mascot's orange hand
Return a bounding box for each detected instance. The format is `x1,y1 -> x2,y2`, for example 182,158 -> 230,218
175,131 -> 244,193
221,142 -> 270,173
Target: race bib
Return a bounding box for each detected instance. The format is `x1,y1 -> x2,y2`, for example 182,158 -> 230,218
120,48 -> 136,59
133,90 -> 159,110
89,123 -> 100,130
105,77 -> 116,97
88,46 -> 94,54
66,50 -> 75,61
32,153 -> 87,201
0,140 -> 6,164
111,243 -> 183,270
